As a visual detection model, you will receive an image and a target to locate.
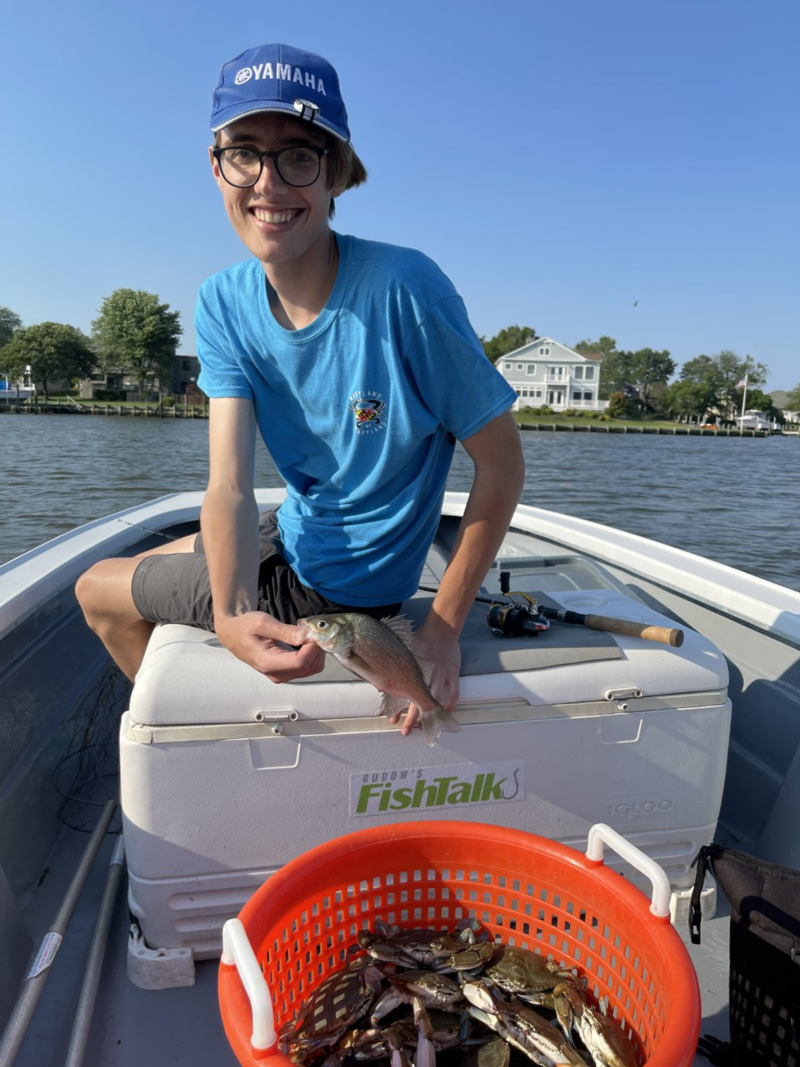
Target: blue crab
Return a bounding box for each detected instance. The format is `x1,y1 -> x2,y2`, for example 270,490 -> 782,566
462,979 -> 589,1067
483,946 -> 578,1003
370,968 -> 465,1023
357,917 -> 481,969
278,956 -> 385,1061
550,982 -> 639,1067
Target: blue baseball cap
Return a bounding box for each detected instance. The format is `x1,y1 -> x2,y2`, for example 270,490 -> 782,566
211,43 -> 350,142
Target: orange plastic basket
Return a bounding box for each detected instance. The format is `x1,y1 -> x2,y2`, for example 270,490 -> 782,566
219,821 -> 700,1067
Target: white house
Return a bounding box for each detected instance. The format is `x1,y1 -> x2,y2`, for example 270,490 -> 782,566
497,337 -> 606,412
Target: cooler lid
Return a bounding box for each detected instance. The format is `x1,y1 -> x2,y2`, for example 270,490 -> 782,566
129,588 -> 726,728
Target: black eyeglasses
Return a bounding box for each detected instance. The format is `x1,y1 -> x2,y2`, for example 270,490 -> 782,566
212,144 -> 331,188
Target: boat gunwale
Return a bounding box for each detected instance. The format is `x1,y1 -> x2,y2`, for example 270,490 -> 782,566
1,489 -> 798,647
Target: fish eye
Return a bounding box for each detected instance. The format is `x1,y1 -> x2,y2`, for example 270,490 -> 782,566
317,620 -> 329,630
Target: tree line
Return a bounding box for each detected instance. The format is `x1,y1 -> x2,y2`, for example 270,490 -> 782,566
0,292 -> 182,402
480,326 -> 800,421
2,303 -> 797,418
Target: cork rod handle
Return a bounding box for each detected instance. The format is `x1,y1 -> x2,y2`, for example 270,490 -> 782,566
583,613 -> 684,647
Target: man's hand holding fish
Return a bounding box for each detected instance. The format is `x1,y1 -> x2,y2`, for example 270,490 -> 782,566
390,613 -> 461,738
392,412 -> 525,739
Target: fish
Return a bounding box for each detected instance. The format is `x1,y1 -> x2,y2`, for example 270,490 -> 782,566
298,613 -> 461,747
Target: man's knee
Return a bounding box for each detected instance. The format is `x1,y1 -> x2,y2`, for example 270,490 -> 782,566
75,559 -> 139,627
75,562 -> 104,617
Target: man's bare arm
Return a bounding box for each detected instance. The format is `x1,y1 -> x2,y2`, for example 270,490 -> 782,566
202,397 -> 324,681
395,409 -> 525,734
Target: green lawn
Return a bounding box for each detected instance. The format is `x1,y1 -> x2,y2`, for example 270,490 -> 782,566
39,395 -> 205,411
511,411 -> 687,429
18,397 -> 728,431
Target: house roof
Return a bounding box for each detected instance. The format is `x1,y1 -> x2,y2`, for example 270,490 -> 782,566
500,337 -> 603,361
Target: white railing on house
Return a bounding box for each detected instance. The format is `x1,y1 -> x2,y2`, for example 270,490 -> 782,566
563,399 -> 607,410
515,396 -> 608,412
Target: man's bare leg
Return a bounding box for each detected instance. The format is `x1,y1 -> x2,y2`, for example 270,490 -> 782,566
76,534 -> 197,682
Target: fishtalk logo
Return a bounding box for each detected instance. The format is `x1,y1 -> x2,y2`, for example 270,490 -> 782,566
350,760 -> 523,817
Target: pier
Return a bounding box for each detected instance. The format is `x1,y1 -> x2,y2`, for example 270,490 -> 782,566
1,401 -> 794,436
518,423 -> 773,437
0,399 -> 208,418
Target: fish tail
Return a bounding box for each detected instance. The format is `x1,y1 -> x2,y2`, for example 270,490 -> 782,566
421,706 -> 461,747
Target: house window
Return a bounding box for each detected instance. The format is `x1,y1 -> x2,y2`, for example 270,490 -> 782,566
574,366 -> 584,380
549,366 -> 564,379
584,367 -> 595,380
517,364 -> 524,370
534,388 -> 543,399
504,363 -> 511,370
526,365 -> 536,375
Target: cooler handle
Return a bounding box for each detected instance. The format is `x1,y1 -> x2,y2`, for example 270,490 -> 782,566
221,918 -> 277,1050
585,823 -> 671,919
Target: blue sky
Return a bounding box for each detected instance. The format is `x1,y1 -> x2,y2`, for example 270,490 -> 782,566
2,0 -> 797,390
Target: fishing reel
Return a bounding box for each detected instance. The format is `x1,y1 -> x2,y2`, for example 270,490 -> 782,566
487,572 -> 550,639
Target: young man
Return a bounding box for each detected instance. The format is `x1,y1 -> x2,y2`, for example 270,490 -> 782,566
77,43 -> 524,737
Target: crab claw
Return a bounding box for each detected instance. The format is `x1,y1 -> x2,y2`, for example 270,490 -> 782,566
413,998 -> 436,1067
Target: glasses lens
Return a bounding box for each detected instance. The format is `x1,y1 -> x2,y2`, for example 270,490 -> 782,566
276,146 -> 322,187
219,148 -> 261,187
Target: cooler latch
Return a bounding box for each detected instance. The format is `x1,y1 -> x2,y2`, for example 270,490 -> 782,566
604,687 -> 644,711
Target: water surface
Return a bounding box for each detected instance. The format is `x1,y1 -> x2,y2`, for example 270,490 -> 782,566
1,416 -> 797,590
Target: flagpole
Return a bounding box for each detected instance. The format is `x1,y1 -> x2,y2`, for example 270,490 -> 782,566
739,374 -> 748,434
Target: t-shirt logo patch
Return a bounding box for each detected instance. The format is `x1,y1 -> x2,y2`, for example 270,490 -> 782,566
349,391 -> 386,435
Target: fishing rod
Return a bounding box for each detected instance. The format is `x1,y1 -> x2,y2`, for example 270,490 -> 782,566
525,601 -> 683,647
489,569 -> 684,646
420,576 -> 684,648
114,518 -> 185,542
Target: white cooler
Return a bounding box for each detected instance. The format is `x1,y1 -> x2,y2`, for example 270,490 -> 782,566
120,585 -> 730,968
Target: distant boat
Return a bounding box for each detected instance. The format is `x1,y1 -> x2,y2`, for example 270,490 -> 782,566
0,384 -> 33,403
735,409 -> 774,431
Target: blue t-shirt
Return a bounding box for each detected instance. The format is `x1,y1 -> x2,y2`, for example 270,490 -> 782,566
196,233 -> 516,606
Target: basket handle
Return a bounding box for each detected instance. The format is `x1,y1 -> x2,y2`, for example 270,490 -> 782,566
585,823 -> 671,920
221,918 -> 277,1050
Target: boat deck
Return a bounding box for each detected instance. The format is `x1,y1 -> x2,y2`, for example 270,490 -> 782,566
16,824 -> 235,1066
14,818 -> 730,1067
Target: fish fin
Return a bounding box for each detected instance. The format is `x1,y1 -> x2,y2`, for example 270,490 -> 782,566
380,693 -> 410,719
421,706 -> 461,747
380,614 -> 415,648
335,649 -> 385,689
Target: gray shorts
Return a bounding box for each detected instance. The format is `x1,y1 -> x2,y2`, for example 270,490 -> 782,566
131,510 -> 401,631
